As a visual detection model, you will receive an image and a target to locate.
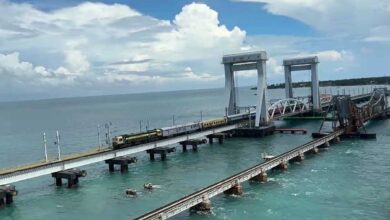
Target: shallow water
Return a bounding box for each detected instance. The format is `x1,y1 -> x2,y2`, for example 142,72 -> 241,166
0,86 -> 389,220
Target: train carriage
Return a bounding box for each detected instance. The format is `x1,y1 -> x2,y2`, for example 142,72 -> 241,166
200,117 -> 227,129
159,122 -> 200,137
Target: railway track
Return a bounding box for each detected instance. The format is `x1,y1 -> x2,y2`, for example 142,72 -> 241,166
135,129 -> 345,220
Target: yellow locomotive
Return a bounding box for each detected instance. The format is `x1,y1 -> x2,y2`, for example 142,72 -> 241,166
112,130 -> 161,149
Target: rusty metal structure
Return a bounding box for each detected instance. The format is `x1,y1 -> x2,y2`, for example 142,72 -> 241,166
319,88 -> 387,133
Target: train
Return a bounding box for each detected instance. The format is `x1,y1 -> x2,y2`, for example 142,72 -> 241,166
112,112 -> 254,149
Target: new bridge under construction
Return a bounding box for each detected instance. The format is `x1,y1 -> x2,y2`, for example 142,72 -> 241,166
0,52 -> 389,218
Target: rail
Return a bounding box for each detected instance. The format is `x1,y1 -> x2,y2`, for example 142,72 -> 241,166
135,129 -> 345,220
0,124 -> 241,185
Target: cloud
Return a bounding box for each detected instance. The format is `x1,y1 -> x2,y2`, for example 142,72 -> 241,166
315,50 -> 353,62
237,0 -> 390,40
150,2 -> 246,61
0,0 -> 378,101
0,52 -> 76,86
0,1 -> 247,100
364,26 -> 390,42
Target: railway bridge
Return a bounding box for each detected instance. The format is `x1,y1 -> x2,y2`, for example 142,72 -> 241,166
0,51 -> 388,208
135,88 -> 389,220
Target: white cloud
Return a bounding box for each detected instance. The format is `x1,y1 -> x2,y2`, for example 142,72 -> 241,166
0,0 -> 380,100
150,3 -> 245,61
238,0 -> 390,40
315,50 -> 353,62
0,52 -> 76,86
364,26 -> 390,42
0,1 -> 244,99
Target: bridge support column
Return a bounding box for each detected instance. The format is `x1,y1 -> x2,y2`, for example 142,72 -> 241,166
224,183 -> 243,195
291,153 -> 305,163
146,147 -> 176,161
283,56 -> 320,111
310,147 -> 319,154
207,133 -> 226,144
319,141 -> 330,148
179,139 -> 206,152
0,185 -> 17,207
250,171 -> 268,182
222,51 -> 269,126
190,197 -> 211,212
284,66 -> 293,98
276,161 -> 288,170
105,156 -> 137,172
51,169 -> 87,188
331,137 -> 340,144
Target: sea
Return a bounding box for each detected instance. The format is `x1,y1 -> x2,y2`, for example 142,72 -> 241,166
0,85 -> 389,220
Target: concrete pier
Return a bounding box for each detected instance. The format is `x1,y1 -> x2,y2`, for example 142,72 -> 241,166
51,169 -> 87,188
190,197 -> 211,212
0,185 -> 17,207
310,147 -> 319,154
206,133 -> 226,144
224,183 -> 243,195
319,141 -> 330,148
332,136 -> 340,143
250,171 -> 268,182
105,156 -> 137,172
290,153 -> 305,162
234,124 -> 275,137
276,160 -> 288,170
146,147 -> 176,160
179,139 -> 206,151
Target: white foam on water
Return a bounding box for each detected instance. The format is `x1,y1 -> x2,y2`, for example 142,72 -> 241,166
305,191 -> 313,196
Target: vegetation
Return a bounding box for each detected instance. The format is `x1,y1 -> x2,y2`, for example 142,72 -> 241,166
251,76 -> 390,90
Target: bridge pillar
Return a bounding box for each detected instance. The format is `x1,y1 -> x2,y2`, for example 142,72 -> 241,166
190,197 -> 211,212
222,51 -> 269,126
207,133 -> 226,144
146,147 -> 176,161
310,147 -> 319,154
0,185 -> 17,207
105,156 -> 137,172
319,141 -> 330,148
333,136 -> 341,143
224,183 -> 243,195
277,161 -> 288,170
284,66 -> 293,98
291,153 -> 305,162
179,139 -> 206,152
283,56 -> 320,111
250,171 -> 267,182
51,169 -> 87,188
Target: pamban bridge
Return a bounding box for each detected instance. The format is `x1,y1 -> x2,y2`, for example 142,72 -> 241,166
0,52 -> 389,219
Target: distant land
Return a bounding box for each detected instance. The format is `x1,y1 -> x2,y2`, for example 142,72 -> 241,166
251,76 -> 390,90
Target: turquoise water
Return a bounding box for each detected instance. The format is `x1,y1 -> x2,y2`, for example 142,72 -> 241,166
0,86 -> 389,219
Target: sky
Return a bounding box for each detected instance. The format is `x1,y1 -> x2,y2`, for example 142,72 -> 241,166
0,0 -> 389,101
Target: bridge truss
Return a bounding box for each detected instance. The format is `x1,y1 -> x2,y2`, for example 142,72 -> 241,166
319,88 -> 388,133
268,98 -> 309,120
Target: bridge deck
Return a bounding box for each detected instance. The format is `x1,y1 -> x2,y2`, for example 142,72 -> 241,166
0,124 -> 242,185
0,107 -> 312,185
135,129 -> 345,220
